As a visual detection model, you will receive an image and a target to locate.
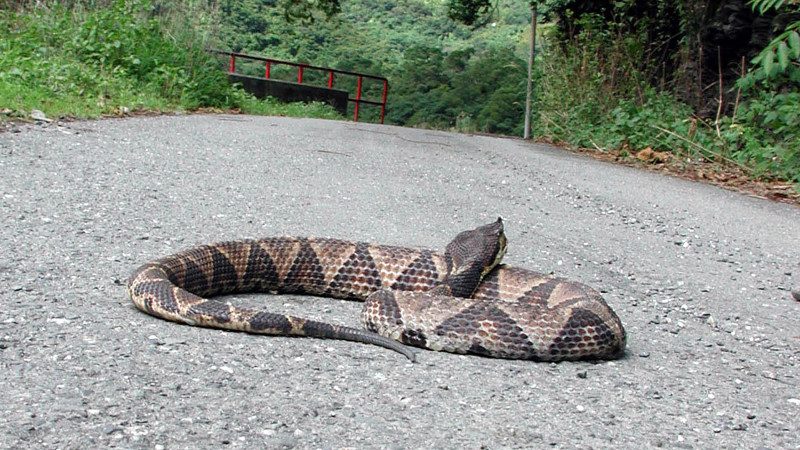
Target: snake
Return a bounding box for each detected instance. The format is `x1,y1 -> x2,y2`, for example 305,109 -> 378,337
127,219 -> 626,361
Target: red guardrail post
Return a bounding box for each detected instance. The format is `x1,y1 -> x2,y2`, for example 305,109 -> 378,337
353,76 -> 363,122
379,79 -> 388,124
213,50 -> 389,124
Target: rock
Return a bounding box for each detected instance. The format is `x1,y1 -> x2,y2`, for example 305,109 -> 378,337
791,290 -> 800,302
47,317 -> 71,325
30,109 -> 52,122
761,371 -> 778,381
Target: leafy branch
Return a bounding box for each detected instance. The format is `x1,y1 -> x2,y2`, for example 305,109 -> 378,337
740,0 -> 800,85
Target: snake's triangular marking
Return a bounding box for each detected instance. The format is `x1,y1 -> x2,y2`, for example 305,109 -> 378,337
310,239 -> 356,288
511,278 -> 598,314
188,298 -> 232,324
328,242 -> 382,298
249,311 -> 292,333
518,278 -> 561,302
177,252 -> 208,294
207,245 -> 239,296
161,258 -> 184,289
134,276 -> 179,315
546,282 -> 595,309
128,219 -> 626,361
432,302 -> 525,355
367,245 -> 419,288
547,308 -> 617,359
214,242 -> 252,289
173,286 -> 205,309
241,240 -> 280,292
261,238 -> 301,283
390,249 -> 439,292
283,240 -> 325,292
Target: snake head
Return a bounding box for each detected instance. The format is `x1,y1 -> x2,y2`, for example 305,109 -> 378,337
483,217 -> 508,276
443,218 -> 507,297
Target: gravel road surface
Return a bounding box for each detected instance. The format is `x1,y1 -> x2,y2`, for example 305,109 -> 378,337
1,115 -> 799,449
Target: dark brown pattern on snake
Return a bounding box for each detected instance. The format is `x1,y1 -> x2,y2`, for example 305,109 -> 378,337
128,226 -> 626,361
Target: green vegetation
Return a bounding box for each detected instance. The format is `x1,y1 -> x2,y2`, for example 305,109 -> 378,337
1,0 -> 798,188
387,46 -> 526,134
528,1 -> 800,185
213,0 -> 798,186
214,0 -> 533,130
0,0 -> 340,120
532,8 -> 799,184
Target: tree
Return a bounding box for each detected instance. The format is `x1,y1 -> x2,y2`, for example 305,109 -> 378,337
741,0 -> 800,84
446,0 -> 493,26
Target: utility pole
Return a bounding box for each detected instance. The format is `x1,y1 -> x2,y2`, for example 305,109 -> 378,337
523,2 -> 538,140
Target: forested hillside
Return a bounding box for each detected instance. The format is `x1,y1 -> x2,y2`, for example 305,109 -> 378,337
215,0 -> 533,133
1,0 -> 798,193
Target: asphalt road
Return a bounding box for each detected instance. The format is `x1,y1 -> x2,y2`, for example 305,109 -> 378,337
1,114 -> 798,449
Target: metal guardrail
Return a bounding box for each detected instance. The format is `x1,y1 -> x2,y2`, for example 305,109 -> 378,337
210,50 -> 388,123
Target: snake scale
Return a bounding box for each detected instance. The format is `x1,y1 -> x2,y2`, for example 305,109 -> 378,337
127,219 -> 626,361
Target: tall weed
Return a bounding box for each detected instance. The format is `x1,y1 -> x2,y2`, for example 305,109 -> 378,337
724,91 -> 800,182
533,11 -> 798,186
0,0 -> 327,119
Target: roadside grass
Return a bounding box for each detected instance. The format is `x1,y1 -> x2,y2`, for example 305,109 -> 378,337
237,96 -> 344,120
0,1 -> 341,124
533,16 -> 799,190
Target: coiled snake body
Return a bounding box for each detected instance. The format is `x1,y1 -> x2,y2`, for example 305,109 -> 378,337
127,219 -> 626,361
